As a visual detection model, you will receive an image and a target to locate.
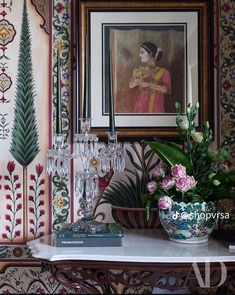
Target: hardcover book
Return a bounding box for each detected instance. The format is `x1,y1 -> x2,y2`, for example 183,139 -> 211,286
54,236 -> 122,247
55,222 -> 123,239
212,230 -> 235,251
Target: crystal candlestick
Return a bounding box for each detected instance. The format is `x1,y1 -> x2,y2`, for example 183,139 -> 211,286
100,132 -> 125,173
47,133 -> 70,177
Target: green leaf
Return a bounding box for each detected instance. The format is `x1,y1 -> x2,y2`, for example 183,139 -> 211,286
100,171 -> 147,208
10,0 -> 39,167
146,140 -> 193,174
216,171 -> 235,183
126,173 -> 144,207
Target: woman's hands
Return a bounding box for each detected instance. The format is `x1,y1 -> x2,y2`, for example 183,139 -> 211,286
129,79 -> 151,89
150,84 -> 168,93
129,80 -> 168,93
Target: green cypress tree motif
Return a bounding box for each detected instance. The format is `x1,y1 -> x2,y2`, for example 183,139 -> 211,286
10,0 -> 39,166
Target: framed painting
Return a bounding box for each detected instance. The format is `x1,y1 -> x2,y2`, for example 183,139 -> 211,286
77,0 -> 214,140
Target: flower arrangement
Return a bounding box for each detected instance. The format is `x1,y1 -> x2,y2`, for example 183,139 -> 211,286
100,102 -> 235,226
145,102 -> 235,214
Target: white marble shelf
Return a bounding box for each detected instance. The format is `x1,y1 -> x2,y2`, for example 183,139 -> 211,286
27,229 -> 235,263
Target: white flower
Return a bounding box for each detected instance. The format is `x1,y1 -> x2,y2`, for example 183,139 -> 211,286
213,179 -> 221,186
191,131 -> 203,143
208,173 -> 216,179
179,120 -> 189,131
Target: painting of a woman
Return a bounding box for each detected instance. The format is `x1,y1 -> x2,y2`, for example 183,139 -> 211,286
129,42 -> 171,113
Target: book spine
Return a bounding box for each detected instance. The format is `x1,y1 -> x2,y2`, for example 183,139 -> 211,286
54,237 -> 122,247
56,232 -> 123,238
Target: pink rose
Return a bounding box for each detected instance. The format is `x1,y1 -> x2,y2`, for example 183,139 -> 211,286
175,177 -> 190,192
175,175 -> 197,192
187,175 -> 197,189
158,196 -> 172,210
171,164 -> 186,178
161,176 -> 175,190
146,181 -> 157,194
153,162 -> 166,177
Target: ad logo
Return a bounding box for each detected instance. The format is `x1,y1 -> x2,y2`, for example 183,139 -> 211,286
186,260 -> 227,288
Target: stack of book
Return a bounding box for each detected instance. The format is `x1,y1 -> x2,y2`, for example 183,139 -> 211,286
54,222 -> 123,247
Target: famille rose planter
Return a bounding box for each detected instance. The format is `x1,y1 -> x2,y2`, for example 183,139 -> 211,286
111,206 -> 161,229
159,201 -> 218,244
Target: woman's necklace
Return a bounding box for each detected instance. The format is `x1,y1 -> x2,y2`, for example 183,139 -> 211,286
139,66 -> 152,79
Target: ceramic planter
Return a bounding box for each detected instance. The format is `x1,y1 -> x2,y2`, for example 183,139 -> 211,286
159,201 -> 217,243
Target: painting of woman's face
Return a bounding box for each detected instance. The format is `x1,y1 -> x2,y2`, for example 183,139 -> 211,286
139,47 -> 149,63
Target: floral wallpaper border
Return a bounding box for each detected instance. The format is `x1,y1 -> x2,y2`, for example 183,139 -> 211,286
219,0 -> 235,165
0,0 -> 234,294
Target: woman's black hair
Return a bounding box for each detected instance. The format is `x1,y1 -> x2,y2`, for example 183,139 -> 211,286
140,42 -> 163,62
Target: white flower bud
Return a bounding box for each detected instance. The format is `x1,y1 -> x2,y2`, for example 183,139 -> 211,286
179,120 -> 189,131
196,102 -> 199,109
208,149 -> 218,159
208,173 -> 216,179
191,131 -> 203,143
213,179 -> 221,186
175,101 -> 179,109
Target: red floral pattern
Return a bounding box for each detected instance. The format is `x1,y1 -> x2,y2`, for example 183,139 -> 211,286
222,2 -> 231,13
55,2 -> 64,13
0,265 -> 75,294
2,161 -> 22,241
28,164 -> 46,238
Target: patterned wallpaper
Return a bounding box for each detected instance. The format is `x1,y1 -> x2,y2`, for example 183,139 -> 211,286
0,0 -> 233,293
219,0 -> 235,167
0,0 -> 49,244
0,0 -> 74,292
